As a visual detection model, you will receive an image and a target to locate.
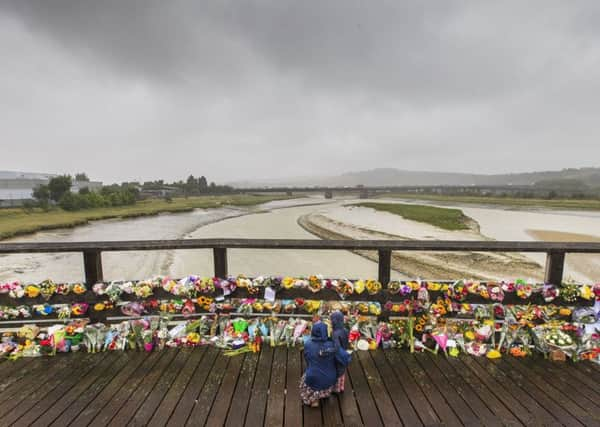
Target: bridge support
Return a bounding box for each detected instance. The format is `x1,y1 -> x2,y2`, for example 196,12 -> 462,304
213,247 -> 228,277
83,250 -> 103,284
378,249 -> 391,284
544,251 -> 565,285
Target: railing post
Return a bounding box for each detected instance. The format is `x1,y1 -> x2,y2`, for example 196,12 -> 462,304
544,251 -> 565,285
83,250 -> 103,284
378,249 -> 391,284
213,247 -> 228,277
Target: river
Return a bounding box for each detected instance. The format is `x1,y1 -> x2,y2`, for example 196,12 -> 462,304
1,196 -> 599,282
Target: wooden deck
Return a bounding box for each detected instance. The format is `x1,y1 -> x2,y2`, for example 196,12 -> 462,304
0,348 -> 599,426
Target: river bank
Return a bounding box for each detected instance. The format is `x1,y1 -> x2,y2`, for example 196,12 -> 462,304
298,208 -> 543,281
379,193 -> 600,210
0,194 -> 296,240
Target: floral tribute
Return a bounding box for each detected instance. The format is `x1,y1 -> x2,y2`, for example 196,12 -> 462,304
0,276 -> 598,364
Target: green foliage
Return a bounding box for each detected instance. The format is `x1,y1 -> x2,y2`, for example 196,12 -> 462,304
354,202 -> 471,231
59,186 -> 137,211
75,172 -> 89,182
48,175 -> 72,202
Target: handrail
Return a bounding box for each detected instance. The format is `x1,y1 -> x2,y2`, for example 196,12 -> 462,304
1,239 -> 600,253
2,239 -> 600,285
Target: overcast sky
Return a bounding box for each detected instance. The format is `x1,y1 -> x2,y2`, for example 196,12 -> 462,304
1,1 -> 599,184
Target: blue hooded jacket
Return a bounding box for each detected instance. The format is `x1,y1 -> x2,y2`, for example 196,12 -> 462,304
330,311 -> 349,377
304,322 -> 344,390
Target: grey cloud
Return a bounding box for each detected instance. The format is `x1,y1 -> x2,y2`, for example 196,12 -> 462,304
0,1 -> 600,183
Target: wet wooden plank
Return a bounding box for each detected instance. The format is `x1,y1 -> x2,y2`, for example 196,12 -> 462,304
503,356 -> 595,426
446,355 -> 523,426
370,350 -> 422,426
428,353 -> 502,427
398,351 -> 461,427
301,349 -> 322,427
167,346 -> 220,427
346,352 -> 382,427
245,346 -> 275,427
265,347 -> 288,426
148,347 -> 208,427
130,349 -> 192,426
225,351 -> 259,426
322,393 -> 344,427
413,352 -> 479,426
87,351 -> 164,426
65,351 -> 150,425
0,352 -> 90,418
357,350 -> 400,426
562,361 -> 600,392
205,353 -> 246,427
40,351 -> 135,426
0,356 -> 47,398
573,360 -> 600,383
17,351 -> 123,427
523,358 -> 600,419
470,355 -> 558,426
1,352 -> 105,425
336,370 -> 362,427
284,348 -> 303,427
183,350 -> 230,426
384,350 -> 440,426
108,349 -> 179,426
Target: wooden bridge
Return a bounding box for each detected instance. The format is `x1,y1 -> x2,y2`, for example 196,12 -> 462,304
1,346 -> 599,426
1,239 -> 600,425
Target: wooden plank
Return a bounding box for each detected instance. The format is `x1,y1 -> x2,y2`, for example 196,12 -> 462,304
544,251 -> 565,285
470,355 -> 558,426
148,347 -> 208,427
370,350 -> 422,426
0,356 -> 47,398
87,350 -> 163,426
301,349 -> 322,427
428,352 -> 502,427
185,350 -> 230,426
573,361 -> 600,385
284,348 -> 304,427
346,352 -> 382,427
398,351 -> 461,426
322,394 -> 344,427
478,357 -> 580,426
1,352 -> 105,425
130,349 -> 192,426
245,346 -> 274,427
83,249 -> 104,284
378,249 -> 391,285
446,355 -> 523,426
21,351 -> 125,427
64,351 -> 150,426
383,350 -> 440,426
503,356 -> 596,426
167,346 -> 220,426
225,351 -> 259,427
412,352 -> 479,426
213,247 -> 228,277
107,349 -> 179,426
205,353 -> 245,427
0,352 -> 89,417
37,351 -> 132,427
356,351 -> 400,426
265,347 -> 288,427
0,356 -> 33,383
523,359 -> 600,418
335,367 -> 362,427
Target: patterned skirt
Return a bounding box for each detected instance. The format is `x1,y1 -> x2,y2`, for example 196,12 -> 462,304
299,374 -> 334,405
334,373 -> 345,393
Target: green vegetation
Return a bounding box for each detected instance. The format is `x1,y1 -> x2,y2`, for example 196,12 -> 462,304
353,202 -> 471,230
0,194 -> 295,240
377,193 -> 600,210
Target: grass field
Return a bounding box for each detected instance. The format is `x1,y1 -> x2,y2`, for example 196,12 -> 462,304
352,202 -> 471,230
377,193 -> 600,210
0,194 -> 295,240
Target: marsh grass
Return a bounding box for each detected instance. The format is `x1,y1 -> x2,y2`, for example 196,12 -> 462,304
353,202 -> 471,230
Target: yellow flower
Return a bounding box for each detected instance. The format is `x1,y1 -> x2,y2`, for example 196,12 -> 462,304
94,303 -> 105,311
559,308 -> 572,317
282,277 -> 294,289
486,349 -> 501,359
408,281 -> 420,290
465,331 -> 475,341
354,280 -> 365,294
25,285 -> 40,298
449,347 -> 460,357
427,282 -> 441,291
580,285 -> 592,300
73,283 -> 86,294
483,319 -> 494,326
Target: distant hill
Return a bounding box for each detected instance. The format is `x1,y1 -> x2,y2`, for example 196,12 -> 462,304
231,167 -> 600,188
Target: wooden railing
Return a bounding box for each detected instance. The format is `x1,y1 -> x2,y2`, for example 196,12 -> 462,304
2,239 -> 600,285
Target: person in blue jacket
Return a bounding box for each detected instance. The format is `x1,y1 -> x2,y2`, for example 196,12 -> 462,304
330,311 -> 349,393
300,321 -> 350,407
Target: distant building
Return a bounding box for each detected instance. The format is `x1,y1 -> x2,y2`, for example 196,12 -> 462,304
0,171 -> 102,206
